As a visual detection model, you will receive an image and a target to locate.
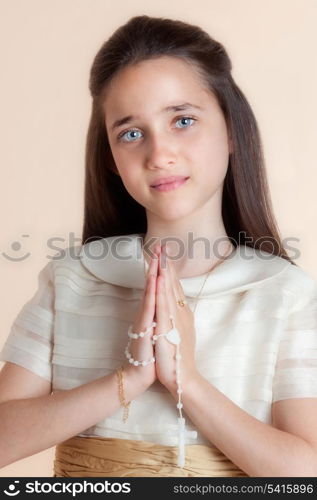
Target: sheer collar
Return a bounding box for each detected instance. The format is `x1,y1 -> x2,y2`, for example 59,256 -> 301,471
79,233 -> 291,297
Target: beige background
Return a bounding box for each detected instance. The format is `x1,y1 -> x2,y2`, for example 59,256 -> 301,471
0,0 -> 316,477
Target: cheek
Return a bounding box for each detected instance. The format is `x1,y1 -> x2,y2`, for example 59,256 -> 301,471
109,145 -> 126,172
110,148 -> 146,200
110,147 -> 136,181
189,129 -> 229,183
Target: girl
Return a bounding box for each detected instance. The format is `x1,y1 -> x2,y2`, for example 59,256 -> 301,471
0,15 -> 316,477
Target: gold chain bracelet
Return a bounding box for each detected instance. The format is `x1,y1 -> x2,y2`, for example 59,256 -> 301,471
116,365 -> 131,423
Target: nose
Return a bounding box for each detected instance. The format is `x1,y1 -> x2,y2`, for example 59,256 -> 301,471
145,133 -> 177,169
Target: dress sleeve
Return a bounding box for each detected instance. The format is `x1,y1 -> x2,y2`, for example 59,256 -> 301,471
272,281 -> 317,402
0,260 -> 55,382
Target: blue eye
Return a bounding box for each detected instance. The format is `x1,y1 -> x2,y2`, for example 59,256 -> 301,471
119,130 -> 143,143
175,117 -> 196,128
118,116 -> 196,143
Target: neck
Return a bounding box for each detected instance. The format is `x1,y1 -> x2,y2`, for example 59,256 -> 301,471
142,227 -> 234,279
142,186 -> 235,278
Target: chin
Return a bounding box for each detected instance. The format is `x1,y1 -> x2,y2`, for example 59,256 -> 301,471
157,206 -> 194,222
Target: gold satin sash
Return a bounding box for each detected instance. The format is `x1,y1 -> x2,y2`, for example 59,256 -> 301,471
53,436 -> 248,477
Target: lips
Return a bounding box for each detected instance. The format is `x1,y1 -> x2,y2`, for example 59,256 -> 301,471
151,177 -> 189,192
150,176 -> 189,187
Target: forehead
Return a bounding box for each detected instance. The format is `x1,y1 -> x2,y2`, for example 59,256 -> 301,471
102,56 -> 218,120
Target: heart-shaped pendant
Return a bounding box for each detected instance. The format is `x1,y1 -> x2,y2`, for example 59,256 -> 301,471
165,327 -> 180,345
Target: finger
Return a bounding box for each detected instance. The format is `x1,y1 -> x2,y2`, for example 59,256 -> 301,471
155,272 -> 171,335
139,252 -> 158,329
160,246 -> 181,319
130,260 -> 157,366
159,245 -> 175,298
146,250 -> 159,307
162,245 -> 186,308
143,249 -> 158,295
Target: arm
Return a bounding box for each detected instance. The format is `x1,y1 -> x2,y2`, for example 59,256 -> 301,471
168,374 -> 317,477
0,246 -> 159,469
154,245 -> 317,476
0,363 -> 146,468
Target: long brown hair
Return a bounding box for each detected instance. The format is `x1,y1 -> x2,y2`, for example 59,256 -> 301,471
82,15 -> 295,264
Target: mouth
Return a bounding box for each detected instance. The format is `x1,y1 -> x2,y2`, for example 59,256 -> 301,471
151,177 -> 190,192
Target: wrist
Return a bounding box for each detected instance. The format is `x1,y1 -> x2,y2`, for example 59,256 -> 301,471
123,362 -> 154,391
167,369 -> 203,400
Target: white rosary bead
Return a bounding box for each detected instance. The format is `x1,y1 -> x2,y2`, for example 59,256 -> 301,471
128,321 -> 156,340
126,315 -> 186,463
125,346 -> 155,367
138,240 -> 233,469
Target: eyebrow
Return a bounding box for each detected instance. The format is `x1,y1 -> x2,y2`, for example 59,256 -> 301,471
110,102 -> 203,132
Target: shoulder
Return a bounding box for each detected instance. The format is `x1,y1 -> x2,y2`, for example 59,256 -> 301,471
251,248 -> 317,312
233,246 -> 317,310
279,261 -> 317,291
279,263 -> 317,312
48,243 -> 81,268
48,244 -> 100,283
47,235 -> 143,288
220,245 -> 311,294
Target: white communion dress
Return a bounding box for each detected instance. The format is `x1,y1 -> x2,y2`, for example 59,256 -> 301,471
1,233 -> 316,476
